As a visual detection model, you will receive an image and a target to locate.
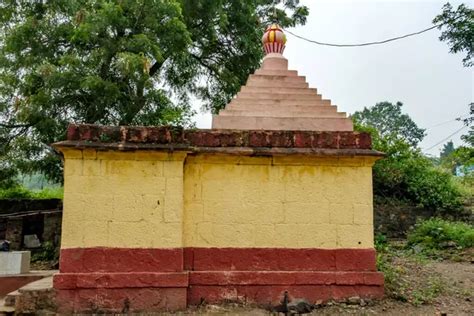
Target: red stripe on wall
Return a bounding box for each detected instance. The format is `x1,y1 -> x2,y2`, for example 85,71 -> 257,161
54,272 -> 189,290
184,248 -> 376,272
59,247 -> 376,273
187,285 -> 384,306
59,248 -> 183,273
189,271 -> 384,286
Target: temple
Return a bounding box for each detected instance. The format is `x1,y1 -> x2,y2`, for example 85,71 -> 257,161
52,24 -> 384,313
213,24 -> 353,131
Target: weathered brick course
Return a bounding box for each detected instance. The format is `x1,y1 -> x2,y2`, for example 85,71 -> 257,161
64,124 -> 375,150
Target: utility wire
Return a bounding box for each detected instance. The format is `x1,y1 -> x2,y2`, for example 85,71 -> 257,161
284,24 -> 440,47
425,114 -> 470,130
424,125 -> 468,151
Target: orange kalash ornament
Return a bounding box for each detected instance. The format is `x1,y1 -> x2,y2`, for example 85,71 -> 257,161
262,24 -> 287,55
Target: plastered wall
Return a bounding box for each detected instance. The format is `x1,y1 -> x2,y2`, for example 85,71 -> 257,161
60,149 -> 377,249
61,149 -> 186,249
183,154 -> 376,249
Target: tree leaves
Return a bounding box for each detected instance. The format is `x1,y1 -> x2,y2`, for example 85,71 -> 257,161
0,0 -> 308,184
434,3 -> 474,67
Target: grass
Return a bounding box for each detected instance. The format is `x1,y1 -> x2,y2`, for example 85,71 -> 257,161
376,236 -> 446,305
0,186 -> 63,199
407,218 -> 474,257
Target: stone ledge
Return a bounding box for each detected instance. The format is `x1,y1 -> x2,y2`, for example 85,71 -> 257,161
57,124 -> 382,155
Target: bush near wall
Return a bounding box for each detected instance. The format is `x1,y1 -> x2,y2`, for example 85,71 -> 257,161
0,186 -> 63,200
354,123 -> 464,212
407,218 -> 474,251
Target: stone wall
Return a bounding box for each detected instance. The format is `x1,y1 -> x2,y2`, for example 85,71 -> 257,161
374,201 -> 473,238
0,199 -> 62,250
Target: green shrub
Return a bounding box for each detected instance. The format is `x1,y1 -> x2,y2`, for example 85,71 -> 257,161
0,186 -> 34,199
355,122 -> 463,210
407,218 -> 474,250
0,186 -> 63,199
31,241 -> 59,262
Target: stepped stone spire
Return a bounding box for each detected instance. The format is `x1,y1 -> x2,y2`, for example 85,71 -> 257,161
212,24 -> 353,131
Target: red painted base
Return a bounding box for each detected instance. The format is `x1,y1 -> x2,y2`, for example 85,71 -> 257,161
188,285 -> 384,306
56,288 -> 187,313
0,275 -> 43,296
54,247 -> 384,312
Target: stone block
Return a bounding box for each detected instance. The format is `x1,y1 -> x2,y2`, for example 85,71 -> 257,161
0,251 -> 30,275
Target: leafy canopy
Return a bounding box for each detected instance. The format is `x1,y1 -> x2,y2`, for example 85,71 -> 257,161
0,0 -> 309,186
433,2 -> 474,67
440,140 -> 455,159
351,101 -> 426,147
353,101 -> 463,210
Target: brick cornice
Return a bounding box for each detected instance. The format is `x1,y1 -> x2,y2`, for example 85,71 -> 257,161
55,124 -> 383,157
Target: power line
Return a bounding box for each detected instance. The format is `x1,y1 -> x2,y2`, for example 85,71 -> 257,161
284,24 -> 441,47
425,114 -> 469,130
424,125 -> 467,151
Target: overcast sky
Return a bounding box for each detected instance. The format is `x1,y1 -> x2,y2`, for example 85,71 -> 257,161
192,0 -> 473,156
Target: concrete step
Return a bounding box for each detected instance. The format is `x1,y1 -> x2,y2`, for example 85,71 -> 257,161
227,103 -> 338,112
4,290 -> 19,307
240,86 -> 317,95
10,276 -> 55,314
212,116 -> 354,131
230,98 -> 332,107
236,92 -> 322,101
248,74 -> 306,82
254,69 -> 298,76
0,298 -> 15,316
218,109 -> 347,118
246,75 -> 308,88
246,79 -> 309,89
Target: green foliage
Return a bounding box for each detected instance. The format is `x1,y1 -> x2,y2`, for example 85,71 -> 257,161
434,3 -> 474,67
407,218 -> 474,251
31,241 -> 59,262
376,241 -> 445,306
353,102 -> 463,210
440,145 -> 474,174
0,0 -> 309,185
461,103 -> 474,145
374,233 -> 389,252
440,140 -> 455,159
0,186 -> 63,199
352,101 -> 426,147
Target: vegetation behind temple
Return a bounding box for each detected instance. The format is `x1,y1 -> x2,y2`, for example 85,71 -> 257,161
353,101 -> 473,212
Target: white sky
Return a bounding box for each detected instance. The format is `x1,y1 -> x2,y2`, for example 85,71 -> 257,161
192,0 -> 473,156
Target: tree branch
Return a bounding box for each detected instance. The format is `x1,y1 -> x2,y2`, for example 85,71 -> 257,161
149,58 -> 167,77
0,122 -> 33,128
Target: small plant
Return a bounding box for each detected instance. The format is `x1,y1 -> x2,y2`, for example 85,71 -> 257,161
407,218 -> 474,253
31,241 -> 59,262
376,243 -> 446,306
375,233 -> 389,252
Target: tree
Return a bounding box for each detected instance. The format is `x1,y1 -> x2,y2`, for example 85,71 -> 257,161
440,140 -> 455,159
353,103 -> 463,210
460,102 -> 474,146
0,0 -> 309,185
351,101 -> 426,147
433,2 -> 474,67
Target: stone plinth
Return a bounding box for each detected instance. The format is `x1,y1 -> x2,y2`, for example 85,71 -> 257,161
0,251 -> 30,275
212,53 -> 353,131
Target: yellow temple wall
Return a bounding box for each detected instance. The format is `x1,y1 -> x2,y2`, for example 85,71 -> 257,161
60,149 -> 186,249
60,149 -> 377,249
